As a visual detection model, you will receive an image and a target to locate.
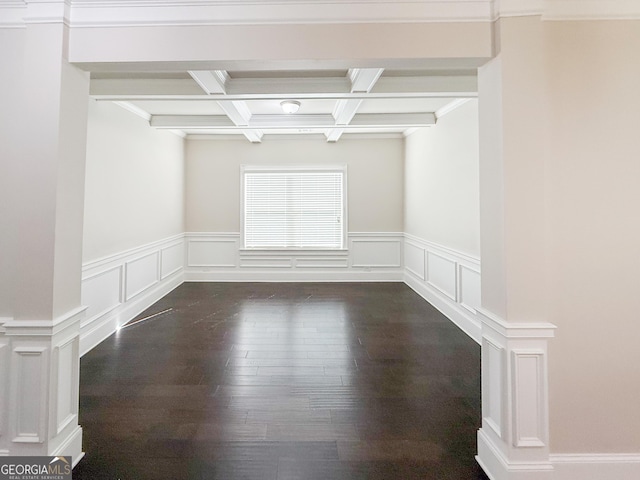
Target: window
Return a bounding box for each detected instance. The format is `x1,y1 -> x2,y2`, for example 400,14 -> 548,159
243,167 -> 346,249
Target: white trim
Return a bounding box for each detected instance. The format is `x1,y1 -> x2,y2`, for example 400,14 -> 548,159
551,454 -> 640,464
402,233 -> 481,343
186,270 -> 403,282
435,98 -> 471,120
184,231 -> 404,282
54,1 -> 496,28
112,100 -> 151,121
477,309 -> 556,480
477,428 -> 554,480
550,453 -> 640,479
543,0 -> 640,21
493,0 -> 543,18
477,307 -> 556,338
241,165 -> 348,251
404,233 -> 480,265
404,271 -> 481,344
50,425 -> 84,467
494,0 -> 640,20
82,233 -> 184,272
80,234 -> 185,356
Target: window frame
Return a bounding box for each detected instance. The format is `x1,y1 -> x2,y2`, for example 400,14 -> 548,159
240,165 -> 348,252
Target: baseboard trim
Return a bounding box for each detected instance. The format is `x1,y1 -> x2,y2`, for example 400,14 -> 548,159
184,270 -> 404,282
477,428 -> 554,480
550,453 -> 640,480
51,425 -> 83,468
404,271 -> 481,344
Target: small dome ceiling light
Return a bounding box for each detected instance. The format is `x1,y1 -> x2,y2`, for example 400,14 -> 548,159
280,100 -> 301,114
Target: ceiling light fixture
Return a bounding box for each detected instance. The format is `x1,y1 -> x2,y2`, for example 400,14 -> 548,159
280,100 -> 301,114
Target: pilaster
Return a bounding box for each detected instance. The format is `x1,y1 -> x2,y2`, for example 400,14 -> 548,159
476,309 -> 555,479
0,0 -> 89,464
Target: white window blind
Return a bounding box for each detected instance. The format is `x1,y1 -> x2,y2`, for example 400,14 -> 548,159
244,170 -> 344,249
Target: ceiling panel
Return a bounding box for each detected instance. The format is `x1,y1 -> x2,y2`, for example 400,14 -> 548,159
129,100 -> 226,115
358,98 -> 452,114
244,99 -> 336,115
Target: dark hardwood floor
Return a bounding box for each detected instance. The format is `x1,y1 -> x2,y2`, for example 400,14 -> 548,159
74,282 -> 488,480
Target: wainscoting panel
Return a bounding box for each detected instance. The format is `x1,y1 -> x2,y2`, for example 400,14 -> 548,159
512,349 -> 546,448
10,346 -> 48,443
161,242 -> 184,279
426,251 -> 457,301
187,236 -> 238,267
404,241 -> 425,280
54,338 -> 78,435
184,232 -> 404,282
0,336 -> 7,444
240,257 -> 293,268
80,234 -> 184,356
403,234 -> 481,344
80,266 -> 122,328
350,236 -> 402,268
459,265 -> 481,313
125,252 -> 160,301
483,337 -> 503,439
295,257 -> 349,268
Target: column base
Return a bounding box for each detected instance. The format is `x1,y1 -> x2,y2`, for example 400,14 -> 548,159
477,428 -> 554,480
51,425 -> 83,468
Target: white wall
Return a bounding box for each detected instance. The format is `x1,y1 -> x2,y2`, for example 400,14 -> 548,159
402,100 -> 482,344
185,136 -> 404,233
546,20 -> 640,455
404,100 -> 480,257
0,28 -> 25,318
82,101 -> 185,262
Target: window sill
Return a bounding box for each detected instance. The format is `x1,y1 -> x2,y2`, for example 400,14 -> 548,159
239,248 -> 349,257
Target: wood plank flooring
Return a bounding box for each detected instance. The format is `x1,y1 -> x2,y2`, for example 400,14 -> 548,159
73,282 -> 488,479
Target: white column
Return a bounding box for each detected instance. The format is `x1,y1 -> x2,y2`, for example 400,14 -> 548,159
0,0 -> 89,464
476,15 -> 556,479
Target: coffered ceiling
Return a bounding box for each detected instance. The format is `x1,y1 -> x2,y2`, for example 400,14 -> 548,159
91,67 -> 477,142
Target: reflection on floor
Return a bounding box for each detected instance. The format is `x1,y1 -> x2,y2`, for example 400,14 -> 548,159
74,282 -> 488,480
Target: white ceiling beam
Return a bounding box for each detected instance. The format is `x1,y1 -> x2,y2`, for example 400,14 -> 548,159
150,115 -> 235,129
350,112 -> 436,127
222,99 -> 264,142
327,68 -> 384,142
325,128 -> 345,143
189,70 -> 264,143
349,68 -> 384,93
188,70 -> 229,94
227,77 -> 351,96
90,76 -> 477,100
150,113 -> 435,130
333,99 -> 363,126
217,100 -> 251,125
372,75 -> 477,94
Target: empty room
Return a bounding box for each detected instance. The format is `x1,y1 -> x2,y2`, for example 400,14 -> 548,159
1,2 -> 639,480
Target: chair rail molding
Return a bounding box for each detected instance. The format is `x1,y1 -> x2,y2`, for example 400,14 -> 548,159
476,307 -> 556,480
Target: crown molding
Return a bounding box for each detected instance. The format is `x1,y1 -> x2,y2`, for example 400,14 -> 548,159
543,0 -> 640,21
0,0 -> 72,27
493,0 -> 543,18
36,0 -> 495,28
4,1 -> 637,31
494,0 -> 640,20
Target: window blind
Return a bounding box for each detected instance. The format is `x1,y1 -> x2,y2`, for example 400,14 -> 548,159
244,170 -> 344,249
